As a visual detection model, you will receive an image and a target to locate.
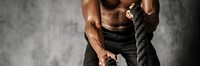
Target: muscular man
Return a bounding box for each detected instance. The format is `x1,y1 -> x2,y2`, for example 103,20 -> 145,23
82,0 -> 160,66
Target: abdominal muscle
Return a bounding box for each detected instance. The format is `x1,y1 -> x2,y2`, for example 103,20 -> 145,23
100,4 -> 134,32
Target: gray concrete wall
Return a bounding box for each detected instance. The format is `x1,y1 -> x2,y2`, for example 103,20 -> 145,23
0,0 -> 199,66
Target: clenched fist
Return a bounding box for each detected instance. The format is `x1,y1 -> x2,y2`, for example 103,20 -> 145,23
98,50 -> 117,66
126,3 -> 146,20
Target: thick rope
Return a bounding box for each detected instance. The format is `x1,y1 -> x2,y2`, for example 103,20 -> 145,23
131,5 -> 149,66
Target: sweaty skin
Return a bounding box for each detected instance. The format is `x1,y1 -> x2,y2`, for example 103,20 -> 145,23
82,0 -> 159,66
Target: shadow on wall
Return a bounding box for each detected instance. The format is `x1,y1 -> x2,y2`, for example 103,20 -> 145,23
153,0 -> 200,66
0,0 -> 199,66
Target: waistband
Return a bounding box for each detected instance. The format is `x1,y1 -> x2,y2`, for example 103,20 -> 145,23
101,27 -> 135,36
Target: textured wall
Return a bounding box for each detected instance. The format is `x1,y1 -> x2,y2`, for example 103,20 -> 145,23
0,0 -> 199,66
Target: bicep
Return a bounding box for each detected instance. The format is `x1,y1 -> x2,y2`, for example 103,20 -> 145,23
141,0 -> 160,15
82,0 -> 101,27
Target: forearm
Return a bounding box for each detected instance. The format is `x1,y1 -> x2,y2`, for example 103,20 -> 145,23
144,13 -> 159,32
141,0 -> 160,32
85,22 -> 105,55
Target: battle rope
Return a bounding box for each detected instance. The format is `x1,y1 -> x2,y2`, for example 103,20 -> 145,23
130,4 -> 149,66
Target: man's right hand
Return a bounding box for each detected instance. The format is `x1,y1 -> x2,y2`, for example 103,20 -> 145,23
98,50 -> 117,66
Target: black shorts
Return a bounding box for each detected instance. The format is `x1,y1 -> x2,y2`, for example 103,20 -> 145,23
83,28 -> 160,66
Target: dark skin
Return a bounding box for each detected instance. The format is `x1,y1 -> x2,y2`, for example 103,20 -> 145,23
82,0 -> 160,66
